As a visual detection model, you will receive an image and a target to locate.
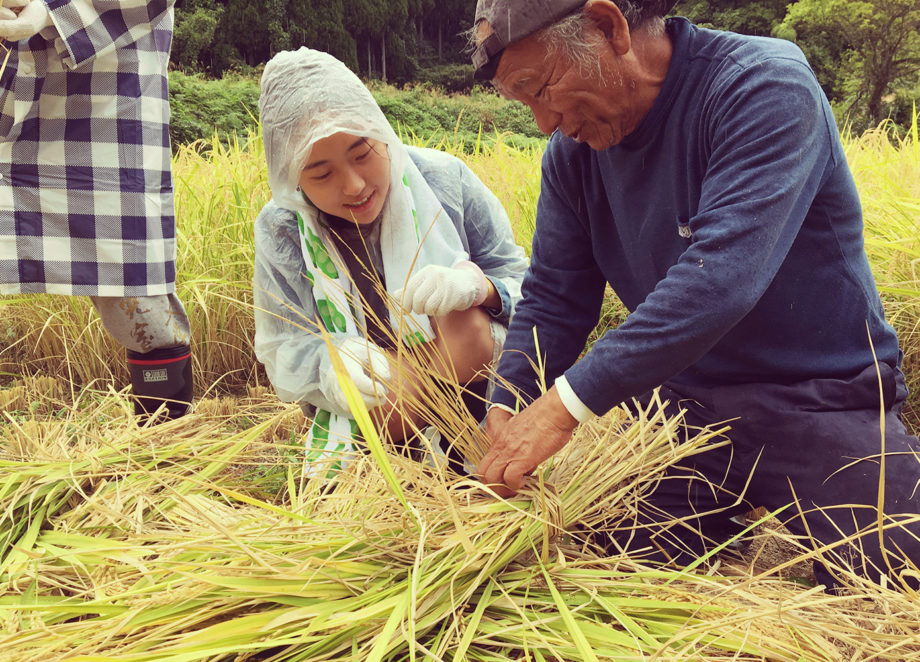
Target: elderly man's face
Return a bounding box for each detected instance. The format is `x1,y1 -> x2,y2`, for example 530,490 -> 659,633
491,30 -> 640,150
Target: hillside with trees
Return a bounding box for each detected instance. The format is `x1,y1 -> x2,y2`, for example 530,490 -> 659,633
170,0 -> 920,141
173,0 -> 476,86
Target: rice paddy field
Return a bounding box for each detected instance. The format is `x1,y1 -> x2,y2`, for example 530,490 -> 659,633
1,116 -> 919,660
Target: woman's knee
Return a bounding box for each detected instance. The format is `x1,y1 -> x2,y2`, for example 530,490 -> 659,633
431,308 -> 494,379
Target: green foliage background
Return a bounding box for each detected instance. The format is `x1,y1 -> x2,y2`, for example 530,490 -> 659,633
171,1 -> 920,144
167,70 -> 545,152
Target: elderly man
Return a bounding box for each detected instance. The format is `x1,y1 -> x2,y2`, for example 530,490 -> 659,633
0,0 -> 192,422
471,0 -> 920,589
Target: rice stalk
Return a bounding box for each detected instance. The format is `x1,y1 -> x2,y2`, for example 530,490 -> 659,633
0,385 -> 290,579
1,112 -> 919,661
2,391 -> 884,661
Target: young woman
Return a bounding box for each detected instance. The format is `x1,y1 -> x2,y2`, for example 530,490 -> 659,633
254,48 -> 528,473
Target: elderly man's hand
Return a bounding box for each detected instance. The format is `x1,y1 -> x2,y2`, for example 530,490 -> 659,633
477,386 -> 579,497
0,0 -> 52,41
483,405 -> 513,441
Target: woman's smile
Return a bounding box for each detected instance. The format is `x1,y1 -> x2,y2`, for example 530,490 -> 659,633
344,191 -> 375,213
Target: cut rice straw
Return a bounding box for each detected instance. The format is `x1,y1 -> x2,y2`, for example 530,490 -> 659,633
2,378 -> 917,660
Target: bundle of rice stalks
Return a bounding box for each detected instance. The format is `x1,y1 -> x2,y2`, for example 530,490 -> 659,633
2,378 -> 918,661
0,385 -> 293,579
3,221 -> 919,659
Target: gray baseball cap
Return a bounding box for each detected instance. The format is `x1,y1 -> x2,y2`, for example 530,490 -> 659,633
471,0 -> 680,81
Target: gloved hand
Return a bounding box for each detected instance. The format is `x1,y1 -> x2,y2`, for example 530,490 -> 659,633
321,336 -> 391,413
0,0 -> 52,41
395,261 -> 490,317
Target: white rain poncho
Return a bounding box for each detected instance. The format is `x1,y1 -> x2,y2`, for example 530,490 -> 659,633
260,47 -> 469,341
255,47 -> 528,475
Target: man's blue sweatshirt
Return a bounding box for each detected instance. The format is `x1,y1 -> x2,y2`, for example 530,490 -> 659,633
494,17 -> 901,416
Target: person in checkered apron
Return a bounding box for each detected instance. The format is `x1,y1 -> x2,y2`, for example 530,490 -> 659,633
0,0 -> 192,422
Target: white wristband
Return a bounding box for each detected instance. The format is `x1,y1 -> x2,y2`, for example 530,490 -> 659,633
554,375 -> 595,423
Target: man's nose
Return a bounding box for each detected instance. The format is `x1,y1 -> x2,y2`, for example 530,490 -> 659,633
530,105 -> 561,136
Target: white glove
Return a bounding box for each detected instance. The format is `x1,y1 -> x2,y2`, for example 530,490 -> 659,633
395,261 -> 490,317
321,336 -> 391,413
0,0 -> 31,10
0,0 -> 52,42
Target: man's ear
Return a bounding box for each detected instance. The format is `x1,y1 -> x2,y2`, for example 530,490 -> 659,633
584,0 -> 631,56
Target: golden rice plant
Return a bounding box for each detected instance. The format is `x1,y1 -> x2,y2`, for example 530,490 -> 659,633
842,113 -> 920,431
1,106 -> 919,661
172,131 -> 272,392
3,113 -> 917,429
2,319 -> 919,661
402,126 -> 542,251
0,127 -> 540,393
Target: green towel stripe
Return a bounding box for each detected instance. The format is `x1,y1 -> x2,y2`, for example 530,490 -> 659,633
403,330 -> 428,347
305,225 -> 339,278
316,299 -> 347,332
304,410 -> 359,479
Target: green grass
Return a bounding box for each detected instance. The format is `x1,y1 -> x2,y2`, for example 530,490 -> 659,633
166,70 -> 544,154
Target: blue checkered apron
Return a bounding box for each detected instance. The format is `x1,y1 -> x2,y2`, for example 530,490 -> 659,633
0,0 -> 177,297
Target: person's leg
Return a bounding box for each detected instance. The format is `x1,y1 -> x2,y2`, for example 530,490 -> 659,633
721,364 -> 920,590
599,368 -> 920,588
427,306 -> 497,384
92,294 -> 193,422
370,307 -> 497,468
602,383 -> 754,565
426,315 -> 506,473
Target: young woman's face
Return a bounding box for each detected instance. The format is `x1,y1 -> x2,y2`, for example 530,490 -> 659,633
298,132 -> 390,224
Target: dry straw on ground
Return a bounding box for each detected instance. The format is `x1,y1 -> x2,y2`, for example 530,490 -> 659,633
1,377 -> 918,661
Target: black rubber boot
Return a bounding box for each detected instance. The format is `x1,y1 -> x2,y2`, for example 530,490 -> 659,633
126,344 -> 193,423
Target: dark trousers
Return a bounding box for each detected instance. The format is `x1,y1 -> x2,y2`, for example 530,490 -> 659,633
613,363 -> 920,589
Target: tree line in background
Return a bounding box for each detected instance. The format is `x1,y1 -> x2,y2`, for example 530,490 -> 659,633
173,0 -> 920,134
173,0 -> 475,85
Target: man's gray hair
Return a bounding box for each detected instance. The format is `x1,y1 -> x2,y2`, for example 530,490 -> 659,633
467,1 -> 667,80
541,2 -> 666,77
536,12 -> 605,79
506,1 -> 666,80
